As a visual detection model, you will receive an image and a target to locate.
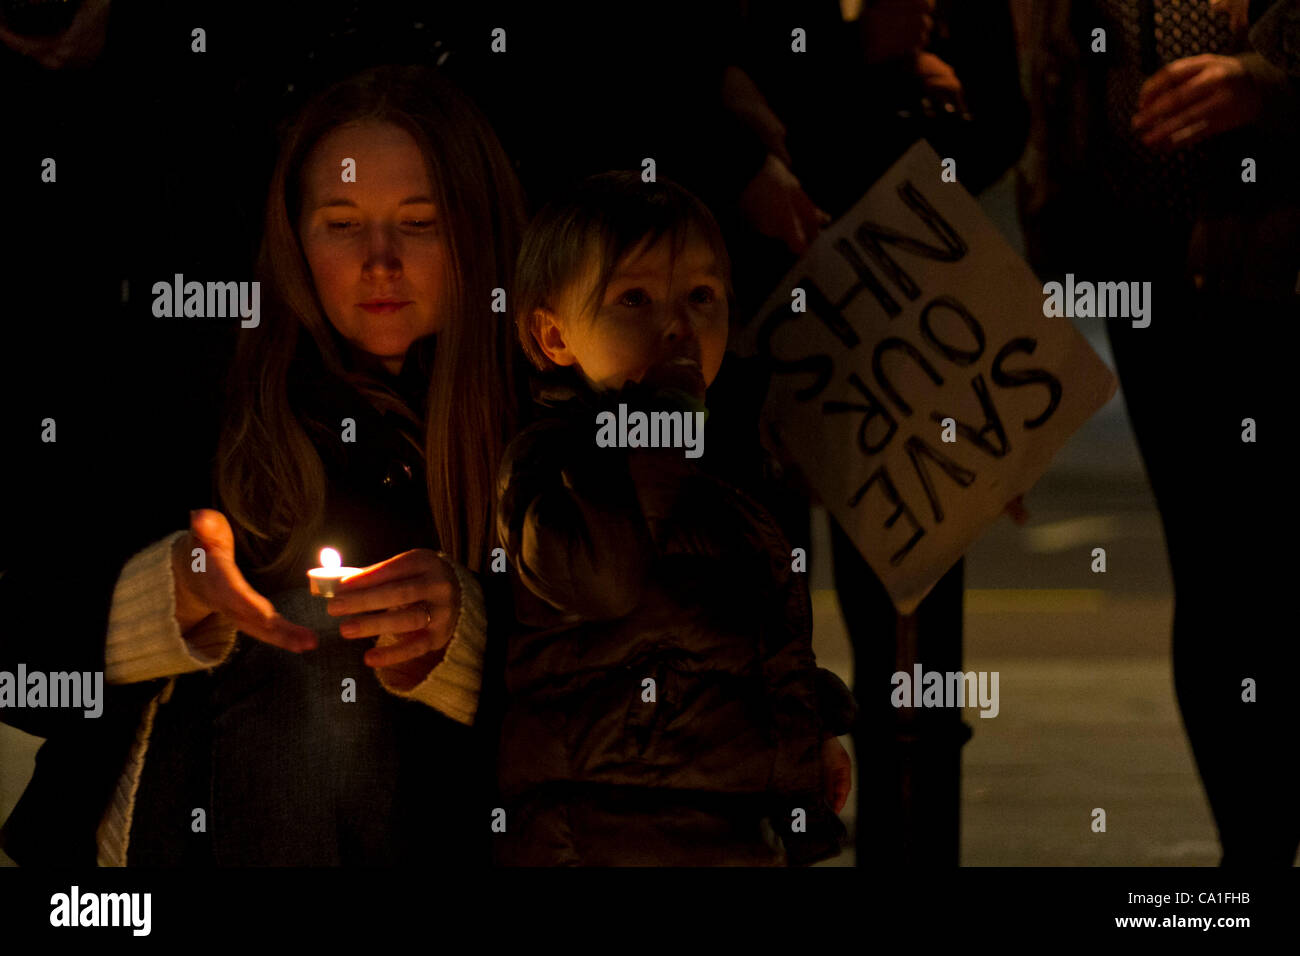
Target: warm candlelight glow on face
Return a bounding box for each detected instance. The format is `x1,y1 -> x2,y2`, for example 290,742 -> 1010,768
320,548 -> 341,569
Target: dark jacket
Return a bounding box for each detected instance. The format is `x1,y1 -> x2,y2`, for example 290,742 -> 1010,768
493,363 -> 856,866
1019,0 -> 1300,307
0,336 -> 511,866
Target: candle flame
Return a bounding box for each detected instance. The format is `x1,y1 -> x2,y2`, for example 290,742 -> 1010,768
320,548 -> 341,569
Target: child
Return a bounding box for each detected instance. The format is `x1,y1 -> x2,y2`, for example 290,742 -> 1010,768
494,172 -> 856,866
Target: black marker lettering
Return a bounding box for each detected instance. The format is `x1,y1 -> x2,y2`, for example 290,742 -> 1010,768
991,337 -> 1063,429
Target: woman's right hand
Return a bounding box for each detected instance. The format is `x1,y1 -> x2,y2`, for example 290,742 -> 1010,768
170,509 -> 318,652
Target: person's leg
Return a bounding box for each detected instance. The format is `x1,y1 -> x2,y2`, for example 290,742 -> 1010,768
909,558 -> 969,865
831,516 -> 967,865
828,518 -> 895,864
1181,291 -> 1297,865
1109,278 -> 1298,865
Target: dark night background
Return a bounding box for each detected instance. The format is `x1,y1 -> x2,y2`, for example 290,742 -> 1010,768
2,0 -> 1296,886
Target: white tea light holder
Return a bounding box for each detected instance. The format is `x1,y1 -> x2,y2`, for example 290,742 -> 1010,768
307,547 -> 361,599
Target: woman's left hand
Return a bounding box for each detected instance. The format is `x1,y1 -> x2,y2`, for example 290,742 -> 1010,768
325,549 -> 459,675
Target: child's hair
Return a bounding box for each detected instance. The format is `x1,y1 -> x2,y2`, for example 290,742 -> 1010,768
514,171 -> 733,371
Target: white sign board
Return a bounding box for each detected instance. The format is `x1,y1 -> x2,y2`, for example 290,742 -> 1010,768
732,141 -> 1118,615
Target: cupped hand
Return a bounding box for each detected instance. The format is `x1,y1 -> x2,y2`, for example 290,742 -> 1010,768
1132,54 -> 1263,151
326,549 -> 459,676
173,509 -> 318,652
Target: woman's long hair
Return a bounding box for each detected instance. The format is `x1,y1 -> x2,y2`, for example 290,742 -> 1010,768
216,65 -> 526,577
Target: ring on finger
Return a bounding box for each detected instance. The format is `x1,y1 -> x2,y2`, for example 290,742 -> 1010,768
415,600 -> 432,629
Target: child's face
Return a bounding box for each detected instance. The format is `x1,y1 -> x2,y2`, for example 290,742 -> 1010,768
297,121 -> 451,375
537,233 -> 729,393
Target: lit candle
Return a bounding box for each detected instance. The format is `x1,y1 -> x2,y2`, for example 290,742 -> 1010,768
307,547 -> 361,598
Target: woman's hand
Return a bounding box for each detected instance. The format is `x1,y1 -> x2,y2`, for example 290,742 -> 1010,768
326,549 -> 459,678
1132,54 -> 1264,151
822,736 -> 853,814
172,509 -> 318,652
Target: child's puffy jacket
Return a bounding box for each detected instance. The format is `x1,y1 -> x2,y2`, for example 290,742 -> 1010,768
494,365 -> 856,865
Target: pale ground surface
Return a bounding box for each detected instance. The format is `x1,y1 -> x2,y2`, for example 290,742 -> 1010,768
4,177 -> 1276,868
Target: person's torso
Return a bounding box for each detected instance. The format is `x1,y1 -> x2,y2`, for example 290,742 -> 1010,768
497,364 -> 813,798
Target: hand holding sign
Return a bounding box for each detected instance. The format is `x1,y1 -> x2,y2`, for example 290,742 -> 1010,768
739,153 -> 832,257
1003,494 -> 1029,526
733,141 -> 1116,613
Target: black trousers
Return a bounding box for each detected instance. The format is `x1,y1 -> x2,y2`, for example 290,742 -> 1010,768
1107,279 -> 1298,866
829,530 -> 969,867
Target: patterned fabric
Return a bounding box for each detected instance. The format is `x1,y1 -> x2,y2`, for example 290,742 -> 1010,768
1094,0 -> 1239,224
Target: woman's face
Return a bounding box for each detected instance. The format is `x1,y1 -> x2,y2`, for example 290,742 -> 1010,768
298,121 -> 450,375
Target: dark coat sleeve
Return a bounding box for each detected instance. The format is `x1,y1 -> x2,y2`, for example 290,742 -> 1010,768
497,416 -> 660,621
741,491 -> 856,748
0,498 -> 178,739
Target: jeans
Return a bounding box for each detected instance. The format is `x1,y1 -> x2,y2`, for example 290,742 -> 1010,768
128,587 -> 475,866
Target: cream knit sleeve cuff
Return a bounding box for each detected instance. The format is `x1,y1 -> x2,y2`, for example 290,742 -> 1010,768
104,530 -> 239,684
373,553 -> 486,727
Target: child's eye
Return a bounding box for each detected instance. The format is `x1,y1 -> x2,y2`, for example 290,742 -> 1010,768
403,220 -> 435,229
326,220 -> 358,231
619,289 -> 650,307
689,286 -> 717,305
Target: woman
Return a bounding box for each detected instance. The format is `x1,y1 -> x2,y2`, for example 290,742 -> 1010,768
2,64 -> 526,866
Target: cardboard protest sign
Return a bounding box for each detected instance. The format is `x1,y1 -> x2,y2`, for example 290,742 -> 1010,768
732,140 -> 1118,615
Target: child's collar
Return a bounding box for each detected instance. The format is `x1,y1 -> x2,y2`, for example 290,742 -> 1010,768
529,366 -> 590,409
527,367 -> 708,419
